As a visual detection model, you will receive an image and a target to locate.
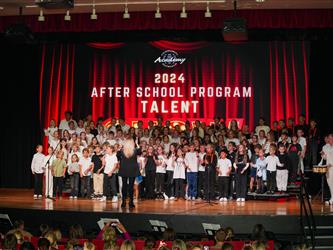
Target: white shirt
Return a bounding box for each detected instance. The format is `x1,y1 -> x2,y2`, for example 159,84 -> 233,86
49,138 -> 60,150
106,139 -> 117,146
31,153 -> 46,174
163,143 -> 171,154
156,155 -> 166,174
259,138 -> 267,146
171,137 -> 180,144
264,155 -> 282,172
76,127 -> 85,135
44,127 -> 58,144
298,137 -> 307,151
322,144 -> 333,166
120,124 -> 130,133
138,156 -> 146,177
225,138 -> 240,146
86,133 -> 94,145
140,136 -> 150,144
59,119 -> 77,132
185,152 -> 199,173
104,153 -> 118,174
255,125 -> 271,136
256,158 -> 267,177
198,152 -> 206,172
166,155 -> 175,171
97,134 -> 106,145
173,157 -> 186,179
68,129 -> 76,135
108,125 -> 117,134
79,157 -> 92,176
217,158 -> 232,177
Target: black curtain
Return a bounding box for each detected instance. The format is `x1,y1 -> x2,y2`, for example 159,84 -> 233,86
0,42 -> 42,188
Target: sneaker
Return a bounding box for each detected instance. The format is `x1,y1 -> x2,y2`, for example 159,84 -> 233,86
219,197 -> 224,202
185,194 -> 189,200
192,197 -> 196,200
74,196 -> 78,199
169,196 -> 175,200
236,198 -> 241,202
223,198 -> 228,201
33,194 -> 38,199
241,198 -> 246,202
111,196 -> 118,203
38,195 -> 42,199
69,196 -> 73,199
100,196 -> 107,202
163,193 -> 169,200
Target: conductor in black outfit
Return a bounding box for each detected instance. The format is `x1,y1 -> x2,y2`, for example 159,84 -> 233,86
117,138 -> 140,209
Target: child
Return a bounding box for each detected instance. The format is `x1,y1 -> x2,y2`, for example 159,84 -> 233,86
185,144 -> 199,200
44,120 -> 58,146
256,149 -> 267,194
155,146 -> 167,200
249,145 -> 261,193
44,146 -> 55,198
101,145 -> 118,202
79,148 -> 94,198
288,135 -> 302,183
234,144 -> 249,202
165,144 -> 176,200
92,145 -> 104,199
217,149 -> 232,201
198,144 -> 206,199
277,144 -> 289,193
68,154 -> 80,198
145,146 -> 157,199
203,144 -> 218,201
297,129 -> 307,173
227,142 -> 236,199
264,144 -> 282,194
31,145 -> 45,199
106,131 -> 117,146
52,150 -> 67,198
173,147 -> 186,200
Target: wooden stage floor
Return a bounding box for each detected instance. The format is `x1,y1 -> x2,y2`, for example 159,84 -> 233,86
1,188 -> 332,216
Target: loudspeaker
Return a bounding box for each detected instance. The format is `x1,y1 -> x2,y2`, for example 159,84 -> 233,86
36,0 -> 74,9
223,18 -> 248,42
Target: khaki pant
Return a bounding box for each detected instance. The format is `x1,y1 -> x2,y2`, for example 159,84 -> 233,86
93,173 -> 104,195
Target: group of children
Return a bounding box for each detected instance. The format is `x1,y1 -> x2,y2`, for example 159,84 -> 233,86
31,114 -> 312,203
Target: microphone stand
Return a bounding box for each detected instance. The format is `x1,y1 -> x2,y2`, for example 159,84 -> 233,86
44,139 -> 60,201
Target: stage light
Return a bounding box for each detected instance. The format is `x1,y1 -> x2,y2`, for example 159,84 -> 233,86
123,3 -> 130,19
38,9 -> 45,22
180,1 -> 187,18
155,1 -> 162,19
90,7 -> 97,20
204,1 -> 212,18
64,10 -> 71,21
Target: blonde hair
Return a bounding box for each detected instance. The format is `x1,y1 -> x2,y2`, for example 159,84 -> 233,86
103,227 -> 118,250
84,241 -> 96,250
120,240 -> 136,250
45,230 -> 57,247
13,230 -> 24,244
123,139 -> 135,158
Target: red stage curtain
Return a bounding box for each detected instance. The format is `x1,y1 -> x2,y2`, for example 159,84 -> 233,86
87,42 -> 126,49
1,9 -> 333,33
150,40 -> 208,52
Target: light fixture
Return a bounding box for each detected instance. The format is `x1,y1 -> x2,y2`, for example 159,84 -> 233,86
64,10 -> 71,21
255,0 -> 265,2
38,9 -> 45,22
123,2 -> 130,19
155,1 -> 162,19
204,1 -> 212,18
90,1 -> 97,20
0,6 -> 4,11
180,1 -> 187,18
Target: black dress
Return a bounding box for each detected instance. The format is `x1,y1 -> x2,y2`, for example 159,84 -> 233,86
117,149 -> 140,178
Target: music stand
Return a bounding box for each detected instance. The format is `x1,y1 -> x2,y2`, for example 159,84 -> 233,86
195,164 -> 218,206
313,165 -> 327,203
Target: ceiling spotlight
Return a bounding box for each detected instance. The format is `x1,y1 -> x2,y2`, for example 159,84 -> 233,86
256,0 -> 265,2
64,10 -> 71,21
0,6 -> 4,11
123,3 -> 130,19
38,9 -> 45,22
155,1 -> 162,19
180,1 -> 187,18
205,1 -> 212,18
90,6 -> 97,20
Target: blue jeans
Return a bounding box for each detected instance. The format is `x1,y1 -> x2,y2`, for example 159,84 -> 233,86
187,172 -> 198,198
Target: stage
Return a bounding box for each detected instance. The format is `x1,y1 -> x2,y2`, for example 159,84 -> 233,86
1,188 -> 333,238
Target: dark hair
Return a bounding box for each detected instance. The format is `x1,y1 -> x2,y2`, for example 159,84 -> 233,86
20,242 -> 36,250
215,228 -> 226,242
221,243 -> 234,250
162,228 -> 175,241
251,224 -> 267,241
3,233 -> 17,250
65,111 -> 73,116
38,238 -> 50,250
14,220 -> 24,229
39,224 -> 50,237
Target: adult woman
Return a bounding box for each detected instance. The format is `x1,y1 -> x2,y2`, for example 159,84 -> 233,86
118,139 -> 140,209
